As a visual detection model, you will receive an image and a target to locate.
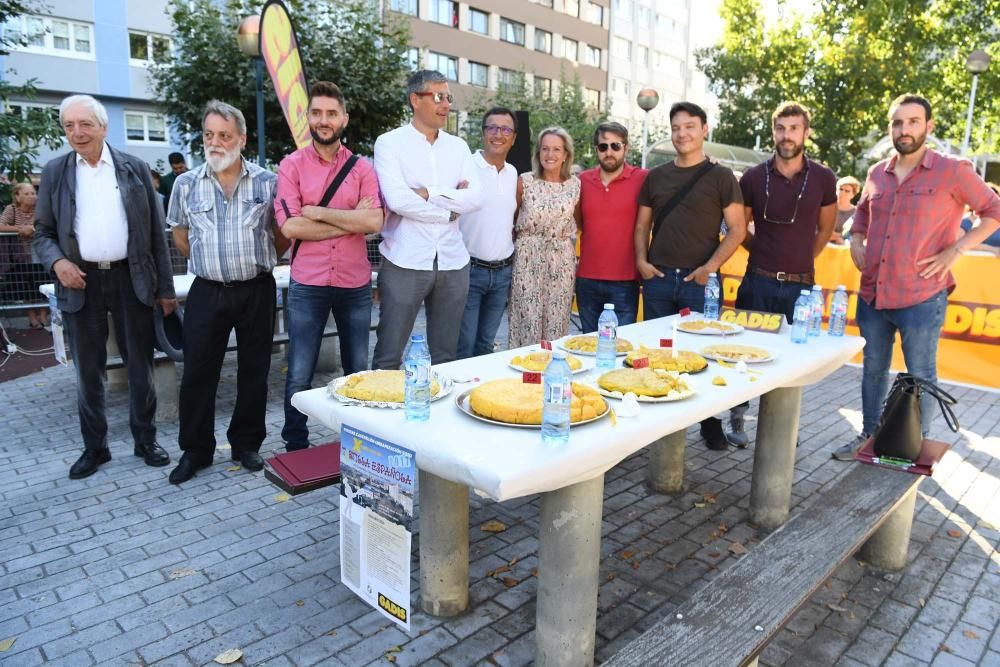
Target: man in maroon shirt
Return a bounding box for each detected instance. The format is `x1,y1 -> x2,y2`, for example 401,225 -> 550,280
833,94 -> 1000,460
576,122 -> 647,333
730,102 -> 837,446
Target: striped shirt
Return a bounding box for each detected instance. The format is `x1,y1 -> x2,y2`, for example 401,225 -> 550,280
167,159 -> 277,283
852,149 -> 1000,309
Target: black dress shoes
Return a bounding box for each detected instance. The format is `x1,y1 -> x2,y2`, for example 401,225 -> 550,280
134,442 -> 171,467
233,449 -> 264,471
168,453 -> 211,485
69,449 -> 111,479
700,417 -> 730,451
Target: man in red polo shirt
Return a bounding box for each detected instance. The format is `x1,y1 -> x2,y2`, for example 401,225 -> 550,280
833,93 -> 1000,460
276,81 -> 383,452
576,122 -> 647,333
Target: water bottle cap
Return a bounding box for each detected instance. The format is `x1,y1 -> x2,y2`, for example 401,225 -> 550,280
837,284 -> 846,291
604,303 -> 615,310
800,289 -> 810,296
813,284 -> 822,290
709,272 -> 717,277
410,334 -> 425,343
551,350 -> 567,360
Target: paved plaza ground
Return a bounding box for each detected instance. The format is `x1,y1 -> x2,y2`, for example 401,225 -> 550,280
1,324 -> 998,666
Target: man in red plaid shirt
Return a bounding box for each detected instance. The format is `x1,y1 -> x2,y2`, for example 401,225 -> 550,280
833,94 -> 1000,460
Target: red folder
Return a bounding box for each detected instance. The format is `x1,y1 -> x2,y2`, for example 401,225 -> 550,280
264,441 -> 341,495
854,437 -> 949,476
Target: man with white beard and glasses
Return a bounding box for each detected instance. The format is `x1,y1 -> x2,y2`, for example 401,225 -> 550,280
166,100 -> 289,484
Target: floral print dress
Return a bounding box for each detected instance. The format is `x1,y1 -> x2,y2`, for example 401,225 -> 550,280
508,173 -> 580,348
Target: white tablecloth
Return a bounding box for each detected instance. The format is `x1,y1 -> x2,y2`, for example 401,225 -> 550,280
292,316 -> 865,502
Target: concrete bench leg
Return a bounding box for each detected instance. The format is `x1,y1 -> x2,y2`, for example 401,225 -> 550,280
418,470 -> 469,617
859,482 -> 919,570
154,360 -> 178,422
316,331 -> 340,373
750,386 -> 802,530
647,430 -> 686,494
106,314 -> 128,387
536,474 -> 604,667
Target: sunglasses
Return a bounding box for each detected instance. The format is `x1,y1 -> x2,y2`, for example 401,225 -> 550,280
596,142 -> 624,152
413,91 -> 454,104
763,157 -> 810,225
483,124 -> 515,136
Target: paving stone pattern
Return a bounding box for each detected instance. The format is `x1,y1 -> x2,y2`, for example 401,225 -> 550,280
1,318 -> 998,666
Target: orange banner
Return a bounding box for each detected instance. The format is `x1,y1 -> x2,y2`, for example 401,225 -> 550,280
259,0 -> 311,149
720,246 -> 1000,392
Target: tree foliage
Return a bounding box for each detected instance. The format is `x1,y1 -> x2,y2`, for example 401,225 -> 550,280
697,0 -> 1000,177
0,0 -> 64,203
461,70 -> 608,169
150,0 -> 412,163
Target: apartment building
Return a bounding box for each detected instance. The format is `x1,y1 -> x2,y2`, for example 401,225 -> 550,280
606,0 -> 719,137
0,0 -> 181,172
387,0 -> 610,125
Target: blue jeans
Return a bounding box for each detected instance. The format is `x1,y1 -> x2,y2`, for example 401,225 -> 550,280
857,290 -> 947,436
641,268 -> 705,320
575,277 -> 639,333
735,272 -> 812,324
457,262 -> 512,358
283,279 -> 372,449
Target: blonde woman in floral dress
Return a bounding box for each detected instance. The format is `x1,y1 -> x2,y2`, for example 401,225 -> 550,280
509,127 -> 580,347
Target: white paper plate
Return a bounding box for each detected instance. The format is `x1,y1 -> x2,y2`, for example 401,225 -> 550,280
454,388 -> 610,429
558,336 -> 632,357
676,320 -> 745,336
327,371 -> 454,408
508,360 -> 589,375
591,373 -> 697,403
700,346 -> 776,364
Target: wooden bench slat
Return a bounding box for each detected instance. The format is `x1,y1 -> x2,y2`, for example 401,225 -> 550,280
606,464 -> 921,667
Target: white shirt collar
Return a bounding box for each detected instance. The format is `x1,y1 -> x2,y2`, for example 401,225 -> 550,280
473,150 -> 512,174
76,141 -> 113,168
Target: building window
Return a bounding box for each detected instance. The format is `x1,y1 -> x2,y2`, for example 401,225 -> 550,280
638,45 -> 649,67
429,0 -> 458,27
468,8 -> 489,34
499,18 -> 524,45
468,61 -> 489,87
612,77 -> 629,97
613,37 -> 631,61
637,5 -> 652,24
534,76 -> 552,99
2,14 -> 93,57
427,52 -> 458,81
498,68 -> 520,93
535,0 -> 554,7
584,89 -> 601,109
586,45 -> 601,67
615,0 -> 632,18
405,47 -> 421,70
388,0 -> 418,16
564,0 -> 580,17
587,2 -> 604,25
534,28 -> 552,54
125,111 -> 167,144
562,38 -> 578,62
129,31 -> 171,65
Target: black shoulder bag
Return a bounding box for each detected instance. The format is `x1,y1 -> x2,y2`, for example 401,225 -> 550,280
871,373 -> 959,461
650,159 -> 716,246
287,154 -> 360,264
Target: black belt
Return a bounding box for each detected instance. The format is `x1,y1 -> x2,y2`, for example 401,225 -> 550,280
470,254 -> 514,270
750,267 -> 814,284
80,259 -> 128,270
199,272 -> 271,287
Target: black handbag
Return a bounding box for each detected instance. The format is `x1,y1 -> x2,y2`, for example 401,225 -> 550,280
871,373 -> 959,461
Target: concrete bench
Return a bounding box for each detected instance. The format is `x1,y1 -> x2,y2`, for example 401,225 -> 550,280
605,460 -> 924,667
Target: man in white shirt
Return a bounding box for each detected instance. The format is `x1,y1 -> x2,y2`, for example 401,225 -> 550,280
34,95 -> 177,479
372,70 -> 485,369
457,107 -> 518,358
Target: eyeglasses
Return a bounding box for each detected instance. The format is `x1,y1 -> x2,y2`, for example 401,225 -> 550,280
413,91 -> 454,104
483,124 -> 515,136
763,157 -> 810,225
596,142 -> 624,152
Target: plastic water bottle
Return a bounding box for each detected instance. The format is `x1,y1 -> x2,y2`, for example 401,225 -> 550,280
828,285 -> 848,337
791,290 -> 811,344
703,272 -> 721,320
403,334 -> 431,421
808,285 -> 824,337
541,350 -> 572,445
596,303 -> 618,370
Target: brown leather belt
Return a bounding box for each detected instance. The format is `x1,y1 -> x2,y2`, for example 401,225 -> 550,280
750,267 -> 814,284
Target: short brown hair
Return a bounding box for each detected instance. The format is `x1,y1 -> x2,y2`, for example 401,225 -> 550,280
309,81 -> 346,109
772,101 -> 811,129
888,93 -> 932,121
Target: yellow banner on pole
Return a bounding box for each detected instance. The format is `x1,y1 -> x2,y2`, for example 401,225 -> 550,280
259,0 -> 311,149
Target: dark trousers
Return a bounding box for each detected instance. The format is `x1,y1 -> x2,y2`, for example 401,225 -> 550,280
641,268 -> 706,320
178,273 -> 276,459
63,265 -> 157,452
575,277 -> 639,334
735,272 -> 811,324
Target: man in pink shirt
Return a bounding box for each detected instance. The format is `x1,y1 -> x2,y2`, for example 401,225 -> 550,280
276,81 -> 383,451
833,93 -> 1000,460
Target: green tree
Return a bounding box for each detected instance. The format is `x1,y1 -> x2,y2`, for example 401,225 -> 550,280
0,0 -> 64,203
461,70 -> 608,169
150,0 -> 411,163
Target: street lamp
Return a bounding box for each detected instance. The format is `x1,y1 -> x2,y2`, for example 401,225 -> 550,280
236,15 -> 266,166
961,49 -> 991,156
636,88 -> 659,169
